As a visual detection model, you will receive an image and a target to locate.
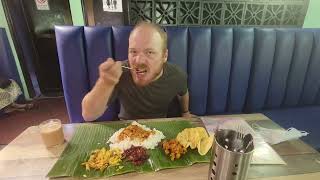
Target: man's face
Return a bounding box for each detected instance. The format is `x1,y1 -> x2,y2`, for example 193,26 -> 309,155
128,26 -> 168,87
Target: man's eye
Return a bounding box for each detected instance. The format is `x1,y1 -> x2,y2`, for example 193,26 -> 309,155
147,51 -> 154,55
129,50 -> 137,54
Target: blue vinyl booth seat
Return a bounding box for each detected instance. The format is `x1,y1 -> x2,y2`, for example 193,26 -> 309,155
0,28 -> 23,116
55,26 -> 320,150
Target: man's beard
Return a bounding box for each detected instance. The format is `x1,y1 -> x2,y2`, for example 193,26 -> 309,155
132,65 -> 164,87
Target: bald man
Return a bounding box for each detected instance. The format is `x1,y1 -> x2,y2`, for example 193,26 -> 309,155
82,22 -> 193,121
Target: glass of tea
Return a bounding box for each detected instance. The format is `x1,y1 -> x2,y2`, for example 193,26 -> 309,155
39,119 -> 65,147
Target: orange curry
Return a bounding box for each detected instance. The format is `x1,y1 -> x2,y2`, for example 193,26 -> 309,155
118,125 -> 155,141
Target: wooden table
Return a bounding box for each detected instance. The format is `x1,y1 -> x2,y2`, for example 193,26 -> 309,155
0,113 -> 319,180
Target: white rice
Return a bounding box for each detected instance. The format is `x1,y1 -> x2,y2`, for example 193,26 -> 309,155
107,121 -> 165,151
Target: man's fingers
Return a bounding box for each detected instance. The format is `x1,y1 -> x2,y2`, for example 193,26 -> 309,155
115,60 -> 123,67
109,61 -> 123,73
100,59 -> 123,77
100,58 -> 115,71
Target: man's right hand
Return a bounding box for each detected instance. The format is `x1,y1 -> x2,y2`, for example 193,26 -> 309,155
82,58 -> 122,121
99,58 -> 123,86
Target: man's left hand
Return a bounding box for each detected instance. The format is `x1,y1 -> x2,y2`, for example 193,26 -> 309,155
182,111 -> 197,118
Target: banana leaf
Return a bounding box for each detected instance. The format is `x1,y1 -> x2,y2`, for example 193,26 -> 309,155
47,119 -> 211,178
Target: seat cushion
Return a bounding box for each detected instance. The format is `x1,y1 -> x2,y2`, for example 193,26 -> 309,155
262,106 -> 320,151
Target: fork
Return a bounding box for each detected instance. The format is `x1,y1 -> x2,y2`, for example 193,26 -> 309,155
244,139 -> 253,153
121,65 -> 133,70
233,125 -> 245,152
120,60 -> 133,70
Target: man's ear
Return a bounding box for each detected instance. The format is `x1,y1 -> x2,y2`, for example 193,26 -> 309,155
163,49 -> 168,62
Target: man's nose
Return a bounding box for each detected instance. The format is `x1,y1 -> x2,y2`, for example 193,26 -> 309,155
134,53 -> 146,64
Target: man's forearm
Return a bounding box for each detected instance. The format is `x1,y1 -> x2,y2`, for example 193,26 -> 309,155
178,91 -> 190,114
81,78 -> 116,121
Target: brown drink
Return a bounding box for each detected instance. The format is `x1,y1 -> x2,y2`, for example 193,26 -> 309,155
39,119 -> 64,147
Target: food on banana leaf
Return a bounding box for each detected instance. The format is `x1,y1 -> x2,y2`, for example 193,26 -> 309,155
118,124 -> 155,141
162,139 -> 187,161
197,135 -> 214,156
81,147 -> 122,171
176,127 -> 214,155
123,146 -> 149,165
107,121 -> 165,151
48,121 -> 212,179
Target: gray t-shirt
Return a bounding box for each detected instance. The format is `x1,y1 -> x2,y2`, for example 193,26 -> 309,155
109,62 -> 188,120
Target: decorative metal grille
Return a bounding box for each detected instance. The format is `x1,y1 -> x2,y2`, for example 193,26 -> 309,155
128,0 -> 309,27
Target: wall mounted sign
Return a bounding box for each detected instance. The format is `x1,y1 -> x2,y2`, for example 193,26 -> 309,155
103,0 -> 123,12
35,0 -> 50,10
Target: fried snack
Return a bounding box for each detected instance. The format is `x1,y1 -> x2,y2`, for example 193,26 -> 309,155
197,135 -> 214,155
162,139 -> 187,161
81,147 -> 122,171
176,127 -> 214,156
176,130 -> 190,148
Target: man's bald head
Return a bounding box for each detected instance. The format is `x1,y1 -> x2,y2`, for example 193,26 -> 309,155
129,21 -> 168,52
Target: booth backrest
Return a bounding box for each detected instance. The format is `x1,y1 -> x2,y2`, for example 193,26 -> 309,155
55,26 -> 320,123
0,28 -> 22,90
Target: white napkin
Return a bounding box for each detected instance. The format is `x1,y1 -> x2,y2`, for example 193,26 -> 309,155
253,124 -> 309,145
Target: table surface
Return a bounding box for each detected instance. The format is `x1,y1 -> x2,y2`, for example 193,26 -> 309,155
0,113 -> 319,180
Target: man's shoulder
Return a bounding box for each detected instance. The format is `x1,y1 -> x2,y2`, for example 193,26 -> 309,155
166,62 -> 187,77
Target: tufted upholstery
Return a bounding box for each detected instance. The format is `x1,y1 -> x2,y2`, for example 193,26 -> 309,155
0,28 -> 23,116
0,28 -> 21,87
55,26 -> 320,149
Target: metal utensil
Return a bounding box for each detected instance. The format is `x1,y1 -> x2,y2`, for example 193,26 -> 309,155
244,140 -> 253,153
120,60 -> 133,70
209,129 -> 254,180
233,125 -> 245,152
243,133 -> 254,153
121,65 -> 132,70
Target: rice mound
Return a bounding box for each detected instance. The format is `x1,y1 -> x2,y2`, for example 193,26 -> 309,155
107,121 -> 165,151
